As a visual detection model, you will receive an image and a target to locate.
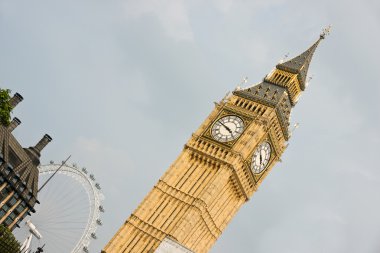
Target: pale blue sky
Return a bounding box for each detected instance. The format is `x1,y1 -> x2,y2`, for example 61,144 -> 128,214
1,0 -> 380,252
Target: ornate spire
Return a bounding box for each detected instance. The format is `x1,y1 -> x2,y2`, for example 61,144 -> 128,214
276,26 -> 331,90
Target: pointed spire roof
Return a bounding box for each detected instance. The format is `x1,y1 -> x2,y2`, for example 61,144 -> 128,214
276,26 -> 330,90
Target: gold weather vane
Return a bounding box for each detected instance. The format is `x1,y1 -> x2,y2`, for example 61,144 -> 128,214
241,76 -> 248,86
321,25 -> 332,39
291,123 -> 300,133
235,77 -> 248,91
279,53 -> 289,64
305,75 -> 313,88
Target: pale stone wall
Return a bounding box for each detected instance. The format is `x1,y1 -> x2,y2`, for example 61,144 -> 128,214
154,237 -> 194,253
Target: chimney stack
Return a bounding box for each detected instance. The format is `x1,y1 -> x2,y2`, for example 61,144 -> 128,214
34,134 -> 53,153
9,92 -> 24,108
8,117 -> 21,132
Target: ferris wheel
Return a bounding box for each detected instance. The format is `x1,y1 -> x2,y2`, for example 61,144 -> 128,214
14,162 -> 105,253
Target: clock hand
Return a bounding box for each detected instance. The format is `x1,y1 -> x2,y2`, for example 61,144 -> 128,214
220,122 -> 233,134
259,153 -> 262,164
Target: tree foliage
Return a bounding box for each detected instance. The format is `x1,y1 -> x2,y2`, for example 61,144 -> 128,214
0,88 -> 12,126
0,224 -> 21,253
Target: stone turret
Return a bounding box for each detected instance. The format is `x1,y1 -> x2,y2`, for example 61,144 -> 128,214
34,134 -> 53,154
8,117 -> 21,132
25,134 -> 53,166
9,92 -> 23,108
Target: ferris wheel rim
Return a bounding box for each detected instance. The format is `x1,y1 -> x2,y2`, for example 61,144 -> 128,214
38,163 -> 104,253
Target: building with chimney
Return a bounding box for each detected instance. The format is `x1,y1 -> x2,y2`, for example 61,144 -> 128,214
0,92 -> 52,230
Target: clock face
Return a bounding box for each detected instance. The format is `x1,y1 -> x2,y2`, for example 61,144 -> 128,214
211,115 -> 244,143
251,142 -> 271,174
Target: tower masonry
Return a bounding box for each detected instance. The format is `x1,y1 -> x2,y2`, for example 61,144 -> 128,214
103,29 -> 329,253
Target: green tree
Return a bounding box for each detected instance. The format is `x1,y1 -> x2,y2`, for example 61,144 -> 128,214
0,88 -> 12,126
0,224 -> 21,253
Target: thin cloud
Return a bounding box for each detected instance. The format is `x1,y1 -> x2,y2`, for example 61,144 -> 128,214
123,0 -> 194,42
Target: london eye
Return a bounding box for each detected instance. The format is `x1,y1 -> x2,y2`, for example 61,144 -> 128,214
14,162 -> 104,253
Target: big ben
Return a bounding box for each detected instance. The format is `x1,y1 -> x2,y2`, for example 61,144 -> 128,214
103,28 -> 330,253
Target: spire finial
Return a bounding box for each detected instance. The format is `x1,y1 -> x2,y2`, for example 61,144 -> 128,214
241,76 -> 248,86
278,53 -> 289,64
320,25 -> 332,39
305,75 -> 313,88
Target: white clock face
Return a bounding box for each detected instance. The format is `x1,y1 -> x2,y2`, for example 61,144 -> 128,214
251,142 -> 271,174
211,115 -> 244,143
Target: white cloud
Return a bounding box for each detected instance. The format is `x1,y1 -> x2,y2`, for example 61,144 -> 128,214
72,136 -> 136,196
211,0 -> 286,14
123,0 -> 193,42
74,136 -> 133,167
211,0 -> 234,13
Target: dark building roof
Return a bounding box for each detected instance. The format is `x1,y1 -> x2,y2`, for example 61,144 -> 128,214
276,35 -> 324,91
233,82 -> 292,140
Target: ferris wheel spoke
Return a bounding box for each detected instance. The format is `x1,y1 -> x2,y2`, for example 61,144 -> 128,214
54,185 -> 85,205
43,220 -> 88,224
56,197 -> 90,213
13,163 -> 104,253
42,209 -> 90,221
35,209 -> 87,224
42,232 -> 78,249
39,174 -> 66,203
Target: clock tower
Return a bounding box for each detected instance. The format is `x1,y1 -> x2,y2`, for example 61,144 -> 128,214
103,29 -> 329,253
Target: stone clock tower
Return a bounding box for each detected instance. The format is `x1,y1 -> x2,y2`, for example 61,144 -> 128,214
103,29 -> 329,253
